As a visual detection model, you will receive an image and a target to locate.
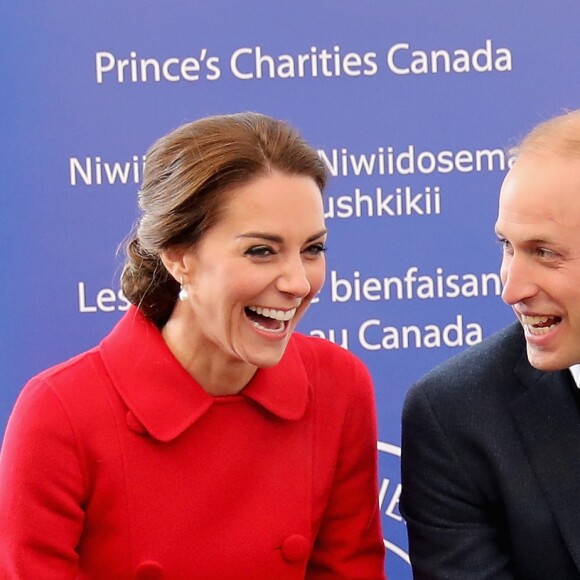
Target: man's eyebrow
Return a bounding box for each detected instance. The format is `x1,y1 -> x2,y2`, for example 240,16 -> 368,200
494,228 -> 558,246
528,238 -> 556,244
237,229 -> 327,243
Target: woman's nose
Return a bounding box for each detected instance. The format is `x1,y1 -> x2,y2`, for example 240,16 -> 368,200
276,258 -> 311,297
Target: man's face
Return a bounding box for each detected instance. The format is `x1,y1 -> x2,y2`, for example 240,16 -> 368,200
495,152 -> 580,371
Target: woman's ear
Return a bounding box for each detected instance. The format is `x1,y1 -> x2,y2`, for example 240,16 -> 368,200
159,247 -> 188,283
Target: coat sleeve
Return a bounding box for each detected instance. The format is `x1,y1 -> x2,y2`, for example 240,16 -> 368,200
400,381 -> 515,580
0,378 -> 85,579
306,355 -> 386,579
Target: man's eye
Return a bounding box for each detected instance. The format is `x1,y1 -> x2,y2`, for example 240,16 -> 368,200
496,237 -> 512,254
537,248 -> 555,259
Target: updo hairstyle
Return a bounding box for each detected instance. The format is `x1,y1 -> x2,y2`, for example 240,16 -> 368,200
120,112 -> 327,327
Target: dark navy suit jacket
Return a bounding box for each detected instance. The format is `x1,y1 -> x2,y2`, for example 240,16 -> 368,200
401,322 -> 580,579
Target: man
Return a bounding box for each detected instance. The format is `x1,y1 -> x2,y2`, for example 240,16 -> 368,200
401,109 -> 580,579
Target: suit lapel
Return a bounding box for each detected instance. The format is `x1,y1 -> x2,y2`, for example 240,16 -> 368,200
510,355 -> 580,571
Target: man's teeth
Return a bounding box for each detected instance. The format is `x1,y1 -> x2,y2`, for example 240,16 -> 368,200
247,306 -> 296,322
521,315 -> 551,325
521,314 -> 558,335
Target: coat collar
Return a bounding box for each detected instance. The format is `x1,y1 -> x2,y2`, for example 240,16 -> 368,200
510,349 -> 580,572
99,307 -> 310,442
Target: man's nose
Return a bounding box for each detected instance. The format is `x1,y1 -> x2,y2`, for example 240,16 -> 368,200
501,254 -> 538,305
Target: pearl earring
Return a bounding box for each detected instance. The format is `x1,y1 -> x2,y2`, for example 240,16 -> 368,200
178,278 -> 189,301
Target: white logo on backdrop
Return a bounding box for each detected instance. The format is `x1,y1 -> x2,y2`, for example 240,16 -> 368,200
377,441 -> 410,566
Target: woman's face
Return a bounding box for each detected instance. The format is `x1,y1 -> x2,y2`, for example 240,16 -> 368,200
179,170 -> 327,369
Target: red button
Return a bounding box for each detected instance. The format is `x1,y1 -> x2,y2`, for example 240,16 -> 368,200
134,560 -> 163,579
281,534 -> 310,563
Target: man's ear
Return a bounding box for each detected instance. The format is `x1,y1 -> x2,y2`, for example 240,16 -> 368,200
159,246 -> 189,283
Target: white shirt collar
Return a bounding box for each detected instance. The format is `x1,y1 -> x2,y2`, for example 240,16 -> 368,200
569,364 -> 580,388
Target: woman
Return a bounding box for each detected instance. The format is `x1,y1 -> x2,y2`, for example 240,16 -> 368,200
0,112 -> 386,578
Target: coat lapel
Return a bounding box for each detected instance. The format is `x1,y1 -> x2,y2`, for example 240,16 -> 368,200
510,355 -> 580,572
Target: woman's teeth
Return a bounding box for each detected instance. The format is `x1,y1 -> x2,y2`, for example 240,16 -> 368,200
247,306 -> 296,322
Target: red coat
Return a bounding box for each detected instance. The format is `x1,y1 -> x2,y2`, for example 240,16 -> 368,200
0,307 -> 386,579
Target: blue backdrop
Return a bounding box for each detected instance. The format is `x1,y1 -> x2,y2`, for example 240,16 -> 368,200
3,2 -> 580,577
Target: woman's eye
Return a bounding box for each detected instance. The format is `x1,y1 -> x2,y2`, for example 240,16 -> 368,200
245,246 -> 274,257
304,243 -> 328,256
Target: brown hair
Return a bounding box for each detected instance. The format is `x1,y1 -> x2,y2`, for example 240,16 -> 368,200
510,109 -> 580,158
120,112 -> 328,326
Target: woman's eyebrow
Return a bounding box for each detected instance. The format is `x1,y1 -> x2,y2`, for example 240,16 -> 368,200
237,229 -> 327,243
